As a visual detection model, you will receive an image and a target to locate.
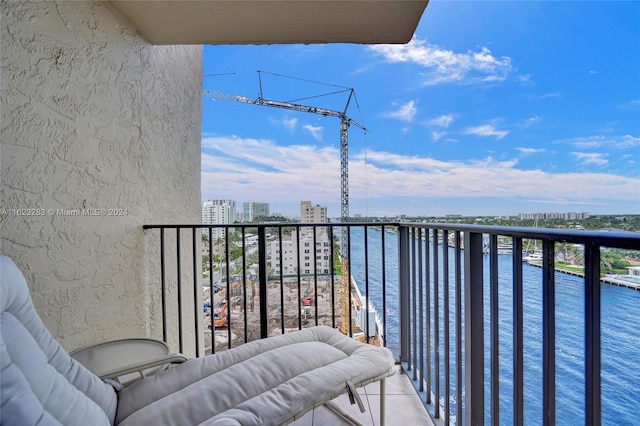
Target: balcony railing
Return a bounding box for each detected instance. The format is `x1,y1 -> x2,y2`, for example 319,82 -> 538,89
144,222 -> 640,426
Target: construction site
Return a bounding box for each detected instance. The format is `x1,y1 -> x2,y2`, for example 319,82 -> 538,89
203,258 -> 382,354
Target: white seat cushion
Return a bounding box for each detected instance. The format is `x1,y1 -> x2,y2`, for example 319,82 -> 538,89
116,326 -> 394,426
1,255 -> 118,425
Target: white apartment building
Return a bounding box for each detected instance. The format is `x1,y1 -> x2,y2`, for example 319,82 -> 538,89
518,212 -> 591,220
243,202 -> 270,222
269,231 -> 332,276
268,201 -> 332,276
202,199 -> 236,240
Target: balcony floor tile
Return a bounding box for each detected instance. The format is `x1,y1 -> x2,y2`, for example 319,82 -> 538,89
290,365 -> 434,426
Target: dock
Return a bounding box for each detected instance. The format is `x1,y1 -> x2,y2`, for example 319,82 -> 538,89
525,261 -> 640,291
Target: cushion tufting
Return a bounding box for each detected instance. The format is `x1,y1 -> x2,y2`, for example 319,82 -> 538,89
0,255 -> 118,425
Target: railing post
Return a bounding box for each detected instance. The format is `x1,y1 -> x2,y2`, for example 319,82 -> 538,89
455,231 -> 463,425
418,228 -> 424,391
432,229 -> 439,413
443,229 -> 450,426
411,227 -> 417,380
542,240 -> 556,426
584,243 -> 601,426
176,227 -> 184,354
490,234 -> 499,426
160,228 -> 167,343
192,228 -> 200,357
258,226 -> 268,339
513,238 -> 524,426
464,231 -> 484,426
398,225 -> 410,363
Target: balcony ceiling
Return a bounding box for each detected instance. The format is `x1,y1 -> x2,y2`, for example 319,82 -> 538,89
107,0 -> 428,45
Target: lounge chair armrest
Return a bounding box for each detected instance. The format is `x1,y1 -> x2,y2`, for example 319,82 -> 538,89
99,353 -> 188,380
70,338 -> 188,386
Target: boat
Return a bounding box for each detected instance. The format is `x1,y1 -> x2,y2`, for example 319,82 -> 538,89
523,250 -> 543,263
497,243 -> 512,255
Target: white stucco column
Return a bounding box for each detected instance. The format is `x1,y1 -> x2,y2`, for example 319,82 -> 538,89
1,0 -> 202,355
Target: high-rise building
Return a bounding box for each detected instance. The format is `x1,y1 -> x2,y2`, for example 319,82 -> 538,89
202,199 -> 236,240
243,202 -> 270,222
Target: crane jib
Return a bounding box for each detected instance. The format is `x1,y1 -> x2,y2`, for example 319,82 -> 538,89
203,87 -> 367,255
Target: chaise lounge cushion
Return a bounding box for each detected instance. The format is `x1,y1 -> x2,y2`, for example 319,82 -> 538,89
0,255 -> 118,425
116,325 -> 394,425
1,254 -> 395,426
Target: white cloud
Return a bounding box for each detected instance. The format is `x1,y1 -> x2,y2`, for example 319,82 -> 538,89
279,116 -> 298,131
427,114 -> 455,128
201,135 -> 339,202
516,147 -> 545,155
522,115 -> 541,128
464,124 -> 509,140
369,37 -> 513,85
201,135 -> 639,214
560,134 -> 640,149
382,100 -> 417,123
572,152 -> 609,167
539,92 -> 561,100
624,99 -> 640,108
432,131 -> 448,142
517,74 -> 533,84
303,124 -> 323,141
564,135 -> 608,148
621,135 -> 640,147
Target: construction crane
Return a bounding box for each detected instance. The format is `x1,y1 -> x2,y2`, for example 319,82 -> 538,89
203,73 -> 367,256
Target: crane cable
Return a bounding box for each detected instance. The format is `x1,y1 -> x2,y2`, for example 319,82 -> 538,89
257,70 -> 356,107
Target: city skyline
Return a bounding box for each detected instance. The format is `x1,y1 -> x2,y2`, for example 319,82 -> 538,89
201,1 -> 639,218
201,197 -> 599,222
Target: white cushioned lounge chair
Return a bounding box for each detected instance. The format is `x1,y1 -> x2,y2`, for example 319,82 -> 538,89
0,255 -> 395,425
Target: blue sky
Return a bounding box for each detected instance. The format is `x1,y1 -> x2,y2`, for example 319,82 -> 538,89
201,1 -> 639,219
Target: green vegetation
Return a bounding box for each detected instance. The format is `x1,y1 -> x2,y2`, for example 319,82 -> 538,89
552,262 -> 585,275
333,245 -> 342,276
601,250 -> 632,275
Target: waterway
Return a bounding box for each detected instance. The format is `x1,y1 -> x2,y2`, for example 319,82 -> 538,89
347,227 -> 640,426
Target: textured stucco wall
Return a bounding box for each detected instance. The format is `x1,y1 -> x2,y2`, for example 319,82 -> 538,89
1,0 -> 202,355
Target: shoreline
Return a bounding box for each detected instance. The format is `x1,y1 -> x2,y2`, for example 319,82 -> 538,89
526,261 -> 640,291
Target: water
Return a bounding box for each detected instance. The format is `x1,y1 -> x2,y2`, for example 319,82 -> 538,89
348,227 -> 640,426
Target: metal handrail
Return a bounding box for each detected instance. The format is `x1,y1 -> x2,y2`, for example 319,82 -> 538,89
144,222 -> 640,426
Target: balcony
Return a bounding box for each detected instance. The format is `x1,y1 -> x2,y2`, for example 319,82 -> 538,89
143,222 -> 640,425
